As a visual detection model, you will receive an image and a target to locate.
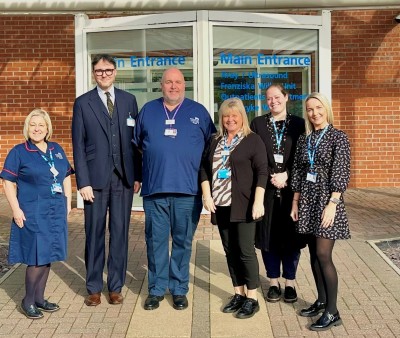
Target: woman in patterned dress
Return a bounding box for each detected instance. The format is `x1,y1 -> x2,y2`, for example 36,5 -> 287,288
290,92 -> 351,331
200,97 -> 268,319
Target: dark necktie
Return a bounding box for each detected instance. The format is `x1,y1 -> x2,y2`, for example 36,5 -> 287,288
105,92 -> 114,117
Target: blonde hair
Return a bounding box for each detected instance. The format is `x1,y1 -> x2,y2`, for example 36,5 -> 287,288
23,108 -> 53,141
304,92 -> 334,135
216,98 -> 252,138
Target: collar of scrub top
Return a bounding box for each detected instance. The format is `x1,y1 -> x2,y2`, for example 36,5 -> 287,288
25,140 -> 55,153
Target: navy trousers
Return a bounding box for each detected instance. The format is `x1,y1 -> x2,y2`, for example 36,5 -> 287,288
143,194 -> 202,296
84,170 -> 134,294
261,249 -> 300,280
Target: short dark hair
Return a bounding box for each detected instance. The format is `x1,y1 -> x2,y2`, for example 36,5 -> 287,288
91,54 -> 116,70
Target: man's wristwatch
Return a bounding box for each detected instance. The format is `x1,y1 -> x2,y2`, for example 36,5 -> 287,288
329,197 -> 340,205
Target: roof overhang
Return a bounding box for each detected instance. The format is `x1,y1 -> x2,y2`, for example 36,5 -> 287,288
1,0 -> 399,14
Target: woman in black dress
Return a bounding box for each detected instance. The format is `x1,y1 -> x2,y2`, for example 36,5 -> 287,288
291,92 -> 351,331
250,84 -> 306,303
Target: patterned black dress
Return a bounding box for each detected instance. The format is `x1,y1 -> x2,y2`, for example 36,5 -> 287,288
291,124 -> 351,240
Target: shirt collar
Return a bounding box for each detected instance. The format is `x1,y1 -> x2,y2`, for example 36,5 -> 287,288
97,85 -> 115,98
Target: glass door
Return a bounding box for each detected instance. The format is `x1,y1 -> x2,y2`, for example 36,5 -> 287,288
212,25 -> 319,124
75,12 -> 198,209
74,10 -> 331,209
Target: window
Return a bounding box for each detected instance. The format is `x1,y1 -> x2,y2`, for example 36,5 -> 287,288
213,26 -> 318,121
87,26 -> 194,109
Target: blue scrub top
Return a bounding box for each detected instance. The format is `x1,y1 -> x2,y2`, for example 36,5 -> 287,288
134,97 -> 216,196
0,141 -> 74,265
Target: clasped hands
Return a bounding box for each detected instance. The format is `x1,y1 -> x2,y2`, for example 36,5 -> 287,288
270,172 -> 288,189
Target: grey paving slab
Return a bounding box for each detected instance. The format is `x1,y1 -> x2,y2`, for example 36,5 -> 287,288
209,240 -> 273,338
0,187 -> 399,337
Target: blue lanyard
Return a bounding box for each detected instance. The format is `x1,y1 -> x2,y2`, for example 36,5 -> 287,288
222,134 -> 239,168
40,149 -> 57,182
270,117 -> 286,151
163,100 -> 183,125
307,125 -> 329,172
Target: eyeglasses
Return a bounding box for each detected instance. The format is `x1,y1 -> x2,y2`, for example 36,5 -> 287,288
94,68 -> 115,76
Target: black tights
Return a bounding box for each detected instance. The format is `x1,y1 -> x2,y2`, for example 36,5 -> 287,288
23,264 -> 51,307
308,237 -> 338,314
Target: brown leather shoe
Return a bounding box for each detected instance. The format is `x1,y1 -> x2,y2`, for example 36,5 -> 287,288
109,292 -> 124,305
84,293 -> 101,306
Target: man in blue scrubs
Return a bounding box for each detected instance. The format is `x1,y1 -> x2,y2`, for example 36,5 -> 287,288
134,68 -> 215,310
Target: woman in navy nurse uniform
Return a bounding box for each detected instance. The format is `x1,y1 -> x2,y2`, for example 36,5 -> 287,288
0,109 -> 74,319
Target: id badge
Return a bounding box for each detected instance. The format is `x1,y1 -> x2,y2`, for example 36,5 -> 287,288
50,166 -> 59,177
221,150 -> 230,156
165,119 -> 175,125
306,172 -> 317,183
51,182 -> 63,194
274,154 -> 284,164
164,128 -> 177,137
127,117 -> 135,127
217,168 -> 231,179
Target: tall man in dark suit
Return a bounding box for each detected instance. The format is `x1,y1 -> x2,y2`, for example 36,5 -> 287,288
72,54 -> 141,306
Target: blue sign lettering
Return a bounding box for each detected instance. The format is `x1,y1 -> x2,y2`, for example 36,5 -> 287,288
220,53 -> 253,65
130,56 -> 186,67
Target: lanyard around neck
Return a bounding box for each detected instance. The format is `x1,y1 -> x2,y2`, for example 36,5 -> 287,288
163,100 -> 183,122
270,116 -> 286,151
221,134 -> 239,167
40,149 -> 58,182
307,125 -> 329,172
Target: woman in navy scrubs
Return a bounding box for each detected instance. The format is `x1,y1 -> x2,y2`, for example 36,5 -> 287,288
1,109 -> 74,319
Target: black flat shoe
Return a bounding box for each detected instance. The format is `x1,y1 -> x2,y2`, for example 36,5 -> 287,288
172,295 -> 188,310
283,286 -> 297,303
144,294 -> 164,310
310,311 -> 342,331
299,300 -> 326,317
236,298 -> 259,319
266,284 -> 281,303
21,302 -> 44,319
35,300 -> 60,312
222,294 -> 246,313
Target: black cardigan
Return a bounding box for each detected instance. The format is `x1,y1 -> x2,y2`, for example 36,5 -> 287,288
200,132 -> 269,224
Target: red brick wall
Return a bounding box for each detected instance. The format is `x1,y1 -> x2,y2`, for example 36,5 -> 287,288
0,15 -> 76,192
331,10 -> 400,187
0,10 -> 399,191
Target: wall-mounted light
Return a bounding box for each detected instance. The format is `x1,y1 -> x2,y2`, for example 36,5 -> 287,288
395,14 -> 400,23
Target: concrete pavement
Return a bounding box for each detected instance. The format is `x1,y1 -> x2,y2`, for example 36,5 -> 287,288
0,187 -> 399,337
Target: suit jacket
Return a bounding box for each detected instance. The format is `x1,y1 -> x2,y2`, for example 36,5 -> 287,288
72,87 -> 142,190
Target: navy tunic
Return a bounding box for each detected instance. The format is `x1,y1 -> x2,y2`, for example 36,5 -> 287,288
0,141 -> 74,265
